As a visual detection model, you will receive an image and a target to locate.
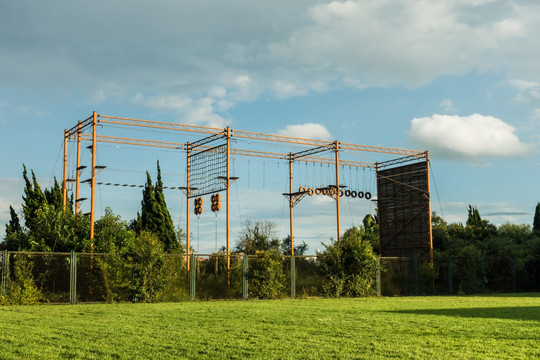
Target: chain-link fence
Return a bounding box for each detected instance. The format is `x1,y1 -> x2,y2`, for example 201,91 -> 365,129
1,250 -> 538,304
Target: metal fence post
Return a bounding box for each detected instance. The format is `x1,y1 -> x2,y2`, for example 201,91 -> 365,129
413,257 -> 419,296
1,250 -> 8,296
448,257 -> 453,295
376,257 -> 381,297
69,251 -> 77,304
290,256 -> 296,299
242,254 -> 248,300
481,258 -> 486,292
190,254 -> 196,301
511,258 -> 516,292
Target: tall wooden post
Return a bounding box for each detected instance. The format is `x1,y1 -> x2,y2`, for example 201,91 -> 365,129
186,142 -> 191,273
376,162 -> 382,255
63,130 -> 68,210
226,127 -> 231,284
426,152 -> 433,265
334,141 -> 341,242
75,121 -> 82,214
289,153 -> 294,255
90,112 -> 97,241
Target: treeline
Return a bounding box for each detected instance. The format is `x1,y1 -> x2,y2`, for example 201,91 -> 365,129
427,205 -> 540,293
2,162 -> 182,254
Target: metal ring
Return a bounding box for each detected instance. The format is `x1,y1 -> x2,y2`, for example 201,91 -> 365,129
350,190 -> 357,198
339,190 -> 344,197
322,188 -> 328,195
307,188 -> 314,196
357,191 -> 364,199
299,186 -> 307,193
344,190 -> 351,197
315,188 -> 322,195
365,192 -> 372,200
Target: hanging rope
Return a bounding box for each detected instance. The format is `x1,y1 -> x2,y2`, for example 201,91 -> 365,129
214,211 -> 219,251
197,215 -> 201,253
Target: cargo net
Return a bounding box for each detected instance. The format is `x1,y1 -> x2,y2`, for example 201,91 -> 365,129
188,144 -> 227,197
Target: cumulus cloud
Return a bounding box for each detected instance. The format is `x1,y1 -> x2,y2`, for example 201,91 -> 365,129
408,114 -> 534,161
276,123 -> 333,140
268,0 -> 539,88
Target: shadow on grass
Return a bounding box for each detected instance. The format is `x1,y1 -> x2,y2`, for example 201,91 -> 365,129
387,306 -> 540,322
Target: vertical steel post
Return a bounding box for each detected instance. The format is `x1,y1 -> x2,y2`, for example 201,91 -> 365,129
481,258 -> 486,291
413,257 -> 419,296
448,257 -> 453,295
288,153 -> 294,255
189,253 -> 196,300
63,130 -> 68,210
75,121 -> 82,214
334,141 -> 341,242
376,257 -> 381,297
242,253 -> 248,300
186,142 -> 191,274
1,250 -> 8,296
226,127 -> 231,285
69,251 -> 77,304
511,258 -> 517,292
290,255 -> 296,299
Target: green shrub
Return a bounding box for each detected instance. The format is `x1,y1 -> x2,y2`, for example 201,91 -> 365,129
4,254 -> 41,305
131,231 -> 166,302
318,227 -> 379,297
248,250 -> 286,299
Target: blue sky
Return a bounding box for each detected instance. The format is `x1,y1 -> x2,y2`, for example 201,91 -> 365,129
1,0 -> 539,253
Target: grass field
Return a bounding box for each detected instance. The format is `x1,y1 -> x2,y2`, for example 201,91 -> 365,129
0,294 -> 538,359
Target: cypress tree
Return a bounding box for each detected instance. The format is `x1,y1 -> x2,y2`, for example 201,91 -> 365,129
533,202 -> 540,235
44,177 -> 65,211
466,205 -> 482,227
22,165 -> 46,233
139,163 -> 177,252
154,161 -> 176,251
2,205 -> 27,251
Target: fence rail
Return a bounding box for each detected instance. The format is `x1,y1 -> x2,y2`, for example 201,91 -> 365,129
1,251 -> 537,304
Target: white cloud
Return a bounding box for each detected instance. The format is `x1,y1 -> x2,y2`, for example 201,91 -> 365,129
408,114 -> 534,161
509,79 -> 540,103
439,99 -> 454,112
276,123 -> 333,141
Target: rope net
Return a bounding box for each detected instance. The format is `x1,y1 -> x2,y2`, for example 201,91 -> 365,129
189,144 -> 227,197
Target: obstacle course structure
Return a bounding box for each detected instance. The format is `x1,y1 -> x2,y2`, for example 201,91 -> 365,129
62,112 -> 432,277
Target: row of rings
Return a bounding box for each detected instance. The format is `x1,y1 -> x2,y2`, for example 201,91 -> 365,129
298,187 -> 371,199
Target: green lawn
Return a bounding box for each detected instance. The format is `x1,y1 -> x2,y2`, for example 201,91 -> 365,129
0,295 -> 538,359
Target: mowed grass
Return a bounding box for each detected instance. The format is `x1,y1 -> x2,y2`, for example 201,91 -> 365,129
0,295 -> 538,359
